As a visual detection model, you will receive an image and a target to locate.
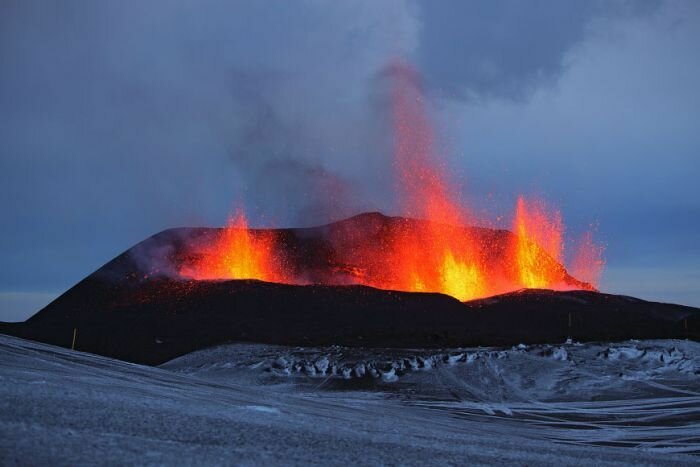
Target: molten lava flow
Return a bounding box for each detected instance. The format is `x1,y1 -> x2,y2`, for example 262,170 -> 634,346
441,250 -> 484,301
512,196 -> 566,289
371,221 -> 486,301
377,59 -> 486,301
177,59 -> 605,301
180,211 -> 287,283
313,60 -> 601,301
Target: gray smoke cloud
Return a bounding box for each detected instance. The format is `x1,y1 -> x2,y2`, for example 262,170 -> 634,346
417,0 -> 661,100
0,0 -> 418,295
2,0 -> 697,321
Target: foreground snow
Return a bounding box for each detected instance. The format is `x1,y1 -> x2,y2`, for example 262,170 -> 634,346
0,335 -> 698,465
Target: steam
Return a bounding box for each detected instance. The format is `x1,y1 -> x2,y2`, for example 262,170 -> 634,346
4,0 -> 692,317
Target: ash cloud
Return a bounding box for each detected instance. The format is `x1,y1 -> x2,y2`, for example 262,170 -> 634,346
0,0 -> 416,295
417,0 -> 662,100
1,0 -> 698,319
222,70 -> 375,226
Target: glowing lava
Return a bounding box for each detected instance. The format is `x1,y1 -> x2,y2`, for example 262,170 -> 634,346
512,196 -> 566,289
379,59 -> 486,301
179,211 -> 287,283
176,59 -> 604,302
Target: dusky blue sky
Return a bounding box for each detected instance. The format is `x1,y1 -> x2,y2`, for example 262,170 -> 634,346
1,0 -> 698,321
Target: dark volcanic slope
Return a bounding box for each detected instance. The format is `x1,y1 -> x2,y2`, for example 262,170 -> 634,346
1,213 -> 698,365
0,280 -> 697,365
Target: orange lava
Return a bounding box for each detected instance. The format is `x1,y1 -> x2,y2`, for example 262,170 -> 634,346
178,59 -> 604,301
179,211 -> 288,283
512,196 -> 566,289
369,60 -> 486,300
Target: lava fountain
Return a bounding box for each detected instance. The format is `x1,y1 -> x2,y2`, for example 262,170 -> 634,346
179,211 -> 288,283
177,59 -> 604,301
372,59 -> 487,300
512,196 -> 566,289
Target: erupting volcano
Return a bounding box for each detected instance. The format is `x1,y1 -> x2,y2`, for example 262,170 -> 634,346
176,61 -> 603,301
11,60 -> 677,370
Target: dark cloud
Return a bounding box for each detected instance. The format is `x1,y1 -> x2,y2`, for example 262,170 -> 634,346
0,0 -> 413,295
417,0 -> 661,100
0,0 -> 698,320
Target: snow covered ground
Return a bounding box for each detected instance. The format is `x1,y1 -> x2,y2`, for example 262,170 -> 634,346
1,334 -> 698,465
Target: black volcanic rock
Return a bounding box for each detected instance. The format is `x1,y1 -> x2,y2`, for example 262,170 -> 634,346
1,213 -> 698,365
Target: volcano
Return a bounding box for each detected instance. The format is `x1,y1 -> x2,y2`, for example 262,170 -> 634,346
168,211 -> 593,296
1,212 -> 697,365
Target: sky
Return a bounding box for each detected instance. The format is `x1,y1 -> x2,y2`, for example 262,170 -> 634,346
1,0 -> 699,321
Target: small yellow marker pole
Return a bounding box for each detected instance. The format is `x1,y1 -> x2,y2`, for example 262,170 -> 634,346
71,328 -> 77,350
